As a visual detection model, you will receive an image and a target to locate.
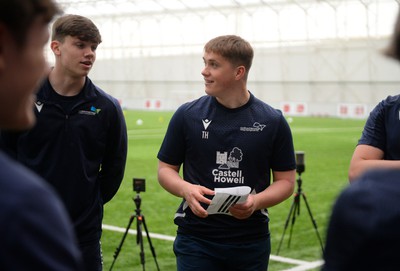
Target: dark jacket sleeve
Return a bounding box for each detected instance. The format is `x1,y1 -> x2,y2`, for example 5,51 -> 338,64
99,99 -> 128,203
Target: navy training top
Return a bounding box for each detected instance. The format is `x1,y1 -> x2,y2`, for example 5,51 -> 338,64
358,94 -> 400,159
158,93 -> 296,242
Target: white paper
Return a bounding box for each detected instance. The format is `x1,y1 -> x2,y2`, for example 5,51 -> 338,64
207,186 -> 251,215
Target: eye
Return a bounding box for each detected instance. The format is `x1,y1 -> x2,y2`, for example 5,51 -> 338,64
76,42 -> 84,48
202,60 -> 218,68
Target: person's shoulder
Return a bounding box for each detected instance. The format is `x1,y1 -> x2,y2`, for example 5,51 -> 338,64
87,78 -> 123,110
357,168 -> 400,189
250,94 -> 284,121
91,83 -> 108,98
364,95 -> 400,123
35,77 -> 51,99
342,169 -> 400,203
177,95 -> 211,112
337,169 -> 400,235
251,93 -> 280,111
379,94 -> 400,107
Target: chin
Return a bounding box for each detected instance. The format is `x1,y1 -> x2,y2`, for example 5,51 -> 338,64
205,88 -> 214,96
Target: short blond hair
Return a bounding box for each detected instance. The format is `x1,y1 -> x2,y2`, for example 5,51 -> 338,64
204,35 -> 253,74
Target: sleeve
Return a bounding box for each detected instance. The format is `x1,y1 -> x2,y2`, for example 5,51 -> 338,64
99,99 -> 128,203
358,99 -> 386,150
157,105 -> 186,166
3,178 -> 84,270
271,113 -> 296,171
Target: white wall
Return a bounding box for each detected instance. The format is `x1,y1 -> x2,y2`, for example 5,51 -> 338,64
90,38 -> 400,118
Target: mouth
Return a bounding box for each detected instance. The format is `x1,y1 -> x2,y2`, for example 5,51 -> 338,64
204,79 -> 214,85
80,61 -> 93,68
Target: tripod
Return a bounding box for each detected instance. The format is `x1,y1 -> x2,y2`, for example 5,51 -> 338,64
109,193 -> 160,271
276,172 -> 324,255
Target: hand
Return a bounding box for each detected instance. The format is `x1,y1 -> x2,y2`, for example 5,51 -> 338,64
229,194 -> 256,220
182,183 -> 214,218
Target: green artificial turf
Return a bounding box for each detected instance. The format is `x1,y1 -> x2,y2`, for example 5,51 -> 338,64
101,110 -> 366,271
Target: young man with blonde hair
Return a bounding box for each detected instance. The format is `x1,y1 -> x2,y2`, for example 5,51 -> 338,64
158,35 -> 296,271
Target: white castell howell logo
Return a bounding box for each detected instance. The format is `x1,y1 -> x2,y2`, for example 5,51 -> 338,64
212,147 -> 244,184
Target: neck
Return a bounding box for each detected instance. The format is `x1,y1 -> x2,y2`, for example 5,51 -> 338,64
216,89 -> 250,109
48,68 -> 85,97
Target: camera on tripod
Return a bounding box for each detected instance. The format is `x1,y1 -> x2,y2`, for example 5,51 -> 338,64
110,177 -> 160,271
133,178 -> 146,193
295,151 -> 305,174
277,150 -> 324,255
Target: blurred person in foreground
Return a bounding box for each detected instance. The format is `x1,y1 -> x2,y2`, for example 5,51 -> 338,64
157,35 -> 296,271
0,14 -> 128,270
0,0 -> 84,270
348,10 -> 400,182
322,169 -> 400,271
323,9 -> 400,271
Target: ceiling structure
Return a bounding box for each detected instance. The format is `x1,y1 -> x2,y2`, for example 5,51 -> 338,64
54,0 -> 399,58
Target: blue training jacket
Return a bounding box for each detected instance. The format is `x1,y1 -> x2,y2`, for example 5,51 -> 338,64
1,77 -> 128,245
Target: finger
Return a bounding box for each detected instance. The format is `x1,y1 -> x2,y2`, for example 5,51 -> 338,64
200,186 -> 215,195
188,198 -> 209,218
199,195 -> 212,205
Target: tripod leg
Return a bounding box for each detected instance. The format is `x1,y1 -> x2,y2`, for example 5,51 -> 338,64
141,216 -> 161,271
109,215 -> 135,271
276,195 -> 297,255
287,195 -> 300,249
136,215 -> 145,271
301,193 -> 325,254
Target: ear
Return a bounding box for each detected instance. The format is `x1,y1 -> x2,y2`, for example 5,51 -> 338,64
234,66 -> 246,80
50,40 -> 61,56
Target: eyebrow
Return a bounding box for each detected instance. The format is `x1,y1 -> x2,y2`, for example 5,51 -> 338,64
203,57 -> 218,62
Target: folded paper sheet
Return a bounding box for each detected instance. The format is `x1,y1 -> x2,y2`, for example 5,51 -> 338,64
207,186 -> 251,215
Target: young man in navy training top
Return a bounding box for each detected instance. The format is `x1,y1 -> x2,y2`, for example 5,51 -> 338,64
348,9 -> 400,182
0,0 -> 84,270
1,14 -> 128,270
322,8 -> 400,271
157,35 -> 296,271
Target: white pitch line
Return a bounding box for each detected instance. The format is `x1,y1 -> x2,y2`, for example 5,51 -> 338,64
281,260 -> 324,271
103,224 -> 322,270
102,224 -> 175,241
269,255 -> 310,265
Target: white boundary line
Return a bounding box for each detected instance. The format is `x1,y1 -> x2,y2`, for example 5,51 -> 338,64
280,260 -> 324,271
102,224 -> 175,241
102,224 -> 324,271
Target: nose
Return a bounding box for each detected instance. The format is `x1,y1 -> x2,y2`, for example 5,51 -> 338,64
201,66 -> 209,76
84,48 -> 95,57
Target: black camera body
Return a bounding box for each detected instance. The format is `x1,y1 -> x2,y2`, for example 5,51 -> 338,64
133,178 -> 146,193
295,151 -> 305,174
